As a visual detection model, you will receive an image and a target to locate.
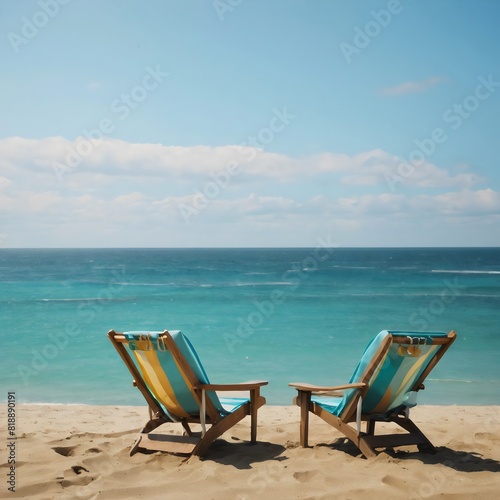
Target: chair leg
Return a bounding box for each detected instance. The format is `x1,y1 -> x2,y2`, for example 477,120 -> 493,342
366,419 -> 375,435
393,416 -> 437,453
141,415 -> 169,434
192,405 -> 248,456
182,420 -> 193,436
132,414 -> 169,456
130,435 -> 143,456
250,388 -> 259,442
297,390 -> 311,447
314,406 -> 377,458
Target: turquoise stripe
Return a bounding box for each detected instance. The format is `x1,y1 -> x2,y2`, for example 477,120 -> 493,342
170,331 -> 225,414
311,396 -> 343,414
219,397 -> 249,413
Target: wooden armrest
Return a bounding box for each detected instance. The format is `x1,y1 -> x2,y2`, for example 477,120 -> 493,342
196,380 -> 268,391
314,390 -> 345,397
289,382 -> 366,392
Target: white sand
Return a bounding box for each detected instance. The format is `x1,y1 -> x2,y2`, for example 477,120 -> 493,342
1,404 -> 499,499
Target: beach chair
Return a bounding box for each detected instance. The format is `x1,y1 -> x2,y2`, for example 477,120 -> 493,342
289,330 -> 457,458
108,329 -> 268,456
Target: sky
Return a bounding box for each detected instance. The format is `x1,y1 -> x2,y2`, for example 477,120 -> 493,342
1,0 -> 499,248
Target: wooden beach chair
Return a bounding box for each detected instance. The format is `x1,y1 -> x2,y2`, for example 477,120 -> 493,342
108,329 -> 267,456
289,330 -> 457,458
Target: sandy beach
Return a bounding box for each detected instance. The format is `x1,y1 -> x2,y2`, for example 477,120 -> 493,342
1,404 -> 499,499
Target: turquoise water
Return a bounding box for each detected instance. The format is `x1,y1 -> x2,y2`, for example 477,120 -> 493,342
1,248 -> 499,406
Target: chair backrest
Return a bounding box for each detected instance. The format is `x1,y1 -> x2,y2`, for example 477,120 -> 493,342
111,330 -> 225,420
339,330 -> 456,420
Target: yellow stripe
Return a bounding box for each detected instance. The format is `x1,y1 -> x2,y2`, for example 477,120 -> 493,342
131,339 -> 152,351
370,346 -> 439,413
397,346 -> 438,391
370,387 -> 393,414
133,349 -> 190,418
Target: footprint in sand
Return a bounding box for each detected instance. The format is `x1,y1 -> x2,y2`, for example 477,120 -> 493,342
381,474 -> 409,489
85,447 -> 102,454
293,470 -> 319,483
58,475 -> 94,488
57,465 -> 95,489
71,465 -> 89,475
52,446 -> 77,457
474,432 -> 491,441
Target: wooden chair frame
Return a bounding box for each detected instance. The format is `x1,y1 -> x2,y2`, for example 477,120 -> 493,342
108,329 -> 267,456
290,331 -> 457,458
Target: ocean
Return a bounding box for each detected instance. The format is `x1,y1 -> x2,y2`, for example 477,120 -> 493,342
1,247 -> 499,406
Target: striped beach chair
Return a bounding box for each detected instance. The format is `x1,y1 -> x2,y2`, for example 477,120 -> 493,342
290,330 -> 457,458
108,329 -> 267,456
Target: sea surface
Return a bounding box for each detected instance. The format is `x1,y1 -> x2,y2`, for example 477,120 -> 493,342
1,248 -> 499,406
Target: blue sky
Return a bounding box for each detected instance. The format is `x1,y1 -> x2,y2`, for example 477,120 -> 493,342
1,0 -> 499,247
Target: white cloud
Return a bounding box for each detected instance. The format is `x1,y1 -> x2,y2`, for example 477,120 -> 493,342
0,137 -> 481,192
0,176 -> 12,189
87,81 -> 102,90
114,192 -> 145,204
0,136 -> 497,247
23,191 -> 62,214
390,159 -> 481,189
335,193 -> 406,215
410,188 -> 500,216
381,76 -> 448,96
2,188 -> 499,247
0,192 -> 14,212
